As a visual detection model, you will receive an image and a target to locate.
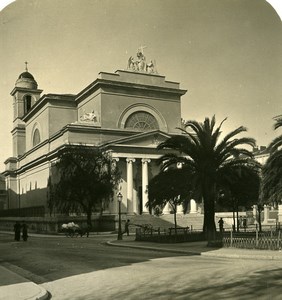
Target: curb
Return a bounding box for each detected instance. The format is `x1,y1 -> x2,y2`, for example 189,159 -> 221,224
106,240 -> 282,261
0,265 -> 49,300
106,241 -> 201,256
32,284 -> 49,300
201,251 -> 282,260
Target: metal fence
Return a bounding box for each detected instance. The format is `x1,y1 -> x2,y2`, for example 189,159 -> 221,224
135,225 -> 206,243
223,227 -> 282,250
135,223 -> 282,250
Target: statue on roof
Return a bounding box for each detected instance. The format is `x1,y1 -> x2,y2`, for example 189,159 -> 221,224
127,46 -> 157,74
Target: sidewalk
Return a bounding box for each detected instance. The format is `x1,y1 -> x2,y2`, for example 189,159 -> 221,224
107,234 -> 282,260
0,265 -> 48,300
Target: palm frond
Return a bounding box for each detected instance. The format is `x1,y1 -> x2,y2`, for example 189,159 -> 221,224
157,135 -> 191,153
274,117 -> 282,130
268,135 -> 282,153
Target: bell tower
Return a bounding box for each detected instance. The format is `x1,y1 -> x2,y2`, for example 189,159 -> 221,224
10,63 -> 43,157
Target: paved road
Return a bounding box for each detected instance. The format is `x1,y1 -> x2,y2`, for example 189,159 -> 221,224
0,233 -> 185,283
1,233 -> 281,300
43,255 -> 282,300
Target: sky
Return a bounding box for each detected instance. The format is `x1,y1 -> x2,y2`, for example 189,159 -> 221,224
0,0 -> 281,172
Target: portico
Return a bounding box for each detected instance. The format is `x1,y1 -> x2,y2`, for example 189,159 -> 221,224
111,146 -> 164,216
111,138 -> 198,216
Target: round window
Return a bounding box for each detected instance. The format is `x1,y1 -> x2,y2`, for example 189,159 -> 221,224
125,111 -> 159,131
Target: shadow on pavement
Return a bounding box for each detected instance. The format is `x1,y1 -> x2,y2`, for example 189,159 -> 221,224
0,233 -> 212,286
112,267 -> 282,300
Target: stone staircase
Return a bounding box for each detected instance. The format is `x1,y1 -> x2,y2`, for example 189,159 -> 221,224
125,213 -> 204,232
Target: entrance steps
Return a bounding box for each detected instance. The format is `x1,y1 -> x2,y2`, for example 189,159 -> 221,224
126,213 -> 204,232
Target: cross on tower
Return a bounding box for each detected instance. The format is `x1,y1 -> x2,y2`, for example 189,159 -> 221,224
138,45 -> 147,54
25,61 -> 28,72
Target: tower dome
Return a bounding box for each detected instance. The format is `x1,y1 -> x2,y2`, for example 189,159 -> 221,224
15,71 -> 38,89
18,71 -> 35,80
15,62 -> 38,89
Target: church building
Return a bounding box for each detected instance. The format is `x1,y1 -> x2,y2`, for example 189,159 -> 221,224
1,50 -> 201,231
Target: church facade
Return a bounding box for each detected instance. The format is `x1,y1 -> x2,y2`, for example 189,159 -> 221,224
2,56 -> 201,229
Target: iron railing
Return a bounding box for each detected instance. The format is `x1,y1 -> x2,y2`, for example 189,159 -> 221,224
223,227 -> 282,250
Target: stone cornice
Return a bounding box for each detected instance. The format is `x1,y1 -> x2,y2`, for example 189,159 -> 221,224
22,93 -> 76,122
4,157 -> 17,164
12,124 -> 138,174
75,77 -> 187,104
11,125 -> 26,135
10,87 -> 43,96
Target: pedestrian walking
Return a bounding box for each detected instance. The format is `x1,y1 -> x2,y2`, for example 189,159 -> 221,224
218,218 -> 224,234
239,216 -> 243,228
22,222 -> 28,241
243,218 -> 247,232
14,221 -> 21,241
124,219 -> 130,236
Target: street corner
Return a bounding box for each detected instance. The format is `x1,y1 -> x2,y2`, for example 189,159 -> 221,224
0,265 -> 49,300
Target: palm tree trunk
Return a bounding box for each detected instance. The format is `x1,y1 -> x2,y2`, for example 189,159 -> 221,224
202,185 -> 216,245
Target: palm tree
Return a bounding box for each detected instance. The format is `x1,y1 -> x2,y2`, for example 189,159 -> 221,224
262,116 -> 282,208
157,116 -> 257,244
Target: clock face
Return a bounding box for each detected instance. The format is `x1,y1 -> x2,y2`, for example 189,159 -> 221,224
125,111 -> 159,131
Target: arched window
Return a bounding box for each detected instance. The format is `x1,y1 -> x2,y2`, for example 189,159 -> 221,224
125,111 -> 159,131
24,95 -> 32,114
33,129 -> 41,146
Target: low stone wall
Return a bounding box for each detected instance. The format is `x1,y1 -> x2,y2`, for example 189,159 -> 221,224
0,215 -> 116,234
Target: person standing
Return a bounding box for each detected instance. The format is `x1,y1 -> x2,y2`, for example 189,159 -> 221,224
243,218 -> 247,232
14,221 -> 21,241
22,222 -> 28,241
218,218 -> 224,234
124,219 -> 130,236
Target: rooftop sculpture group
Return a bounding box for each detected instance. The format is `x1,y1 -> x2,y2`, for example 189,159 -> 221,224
127,46 -> 157,74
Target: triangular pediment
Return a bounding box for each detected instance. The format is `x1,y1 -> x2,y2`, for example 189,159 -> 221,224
105,130 -> 171,148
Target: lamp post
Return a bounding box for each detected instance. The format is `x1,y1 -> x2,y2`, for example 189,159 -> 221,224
117,192 -> 123,240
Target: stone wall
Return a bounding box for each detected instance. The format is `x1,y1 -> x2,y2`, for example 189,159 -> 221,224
0,215 -> 116,234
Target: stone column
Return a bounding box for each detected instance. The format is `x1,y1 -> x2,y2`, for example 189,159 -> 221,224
176,204 -> 183,214
278,205 -> 282,224
126,158 -> 135,214
163,202 -> 171,214
252,205 -> 258,224
112,158 -> 120,214
190,199 -> 197,213
263,205 -> 270,224
142,158 -> 151,214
